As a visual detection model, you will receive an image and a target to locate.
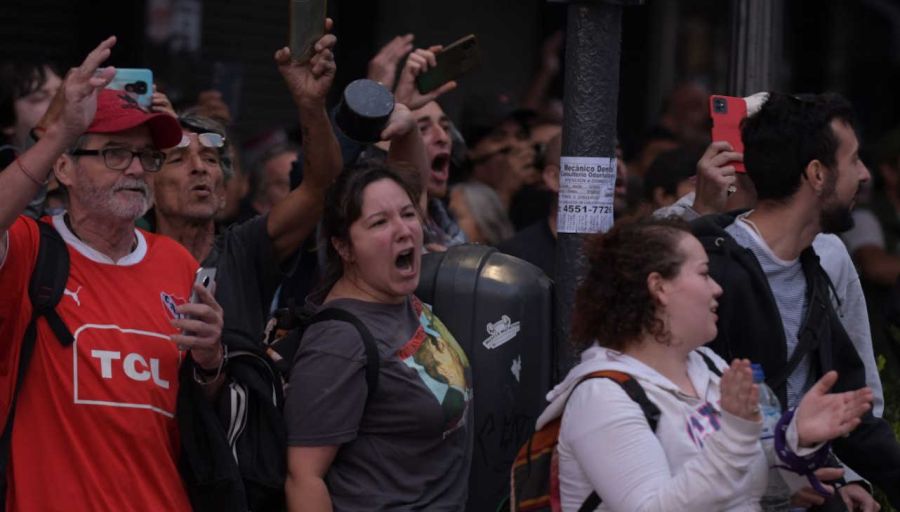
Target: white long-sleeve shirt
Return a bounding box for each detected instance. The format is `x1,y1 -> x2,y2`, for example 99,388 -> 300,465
538,346 -> 775,512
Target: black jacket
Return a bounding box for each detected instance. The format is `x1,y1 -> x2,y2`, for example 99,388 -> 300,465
691,212 -> 900,506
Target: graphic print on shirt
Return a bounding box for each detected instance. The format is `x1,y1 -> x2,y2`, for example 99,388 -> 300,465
685,402 -> 722,448
397,300 -> 472,437
160,291 -> 188,319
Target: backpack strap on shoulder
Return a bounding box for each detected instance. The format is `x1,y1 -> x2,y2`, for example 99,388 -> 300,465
0,220 -> 72,508
309,308 -> 380,397
697,350 -> 723,377
570,370 -> 661,511
29,221 -> 73,346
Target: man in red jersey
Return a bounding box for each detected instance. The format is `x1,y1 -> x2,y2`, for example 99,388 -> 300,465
0,37 -> 223,511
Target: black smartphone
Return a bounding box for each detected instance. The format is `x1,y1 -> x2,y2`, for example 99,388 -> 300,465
290,0 -> 327,63
415,34 -> 479,94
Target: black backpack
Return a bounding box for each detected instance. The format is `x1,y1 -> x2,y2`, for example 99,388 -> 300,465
0,221 -> 73,509
184,301 -> 381,512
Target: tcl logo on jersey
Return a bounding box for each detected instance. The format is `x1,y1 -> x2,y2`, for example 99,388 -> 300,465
72,324 -> 181,418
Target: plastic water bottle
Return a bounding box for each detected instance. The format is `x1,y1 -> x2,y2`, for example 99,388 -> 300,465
753,364 -> 791,512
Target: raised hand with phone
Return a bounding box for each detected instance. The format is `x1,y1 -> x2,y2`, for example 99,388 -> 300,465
394,45 -> 460,111
267,18 -> 342,261
275,18 -> 337,110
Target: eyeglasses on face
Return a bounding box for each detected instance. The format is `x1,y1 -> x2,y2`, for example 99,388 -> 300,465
176,132 -> 226,149
69,147 -> 166,172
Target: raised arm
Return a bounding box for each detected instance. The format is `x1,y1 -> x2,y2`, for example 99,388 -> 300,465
267,19 -> 341,263
0,37 -> 116,262
382,104 -> 429,212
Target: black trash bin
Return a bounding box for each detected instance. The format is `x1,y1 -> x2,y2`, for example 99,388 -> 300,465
417,244 -> 555,511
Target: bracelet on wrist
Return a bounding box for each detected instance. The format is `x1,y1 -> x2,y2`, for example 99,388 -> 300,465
192,344 -> 227,385
15,158 -> 48,186
773,407 -> 833,496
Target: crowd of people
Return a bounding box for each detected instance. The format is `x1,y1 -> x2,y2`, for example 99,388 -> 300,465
2,16 -> 900,512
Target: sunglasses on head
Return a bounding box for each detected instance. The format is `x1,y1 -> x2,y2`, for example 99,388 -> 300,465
177,132 -> 226,149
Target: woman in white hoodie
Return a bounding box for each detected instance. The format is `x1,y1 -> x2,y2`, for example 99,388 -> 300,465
540,218 -> 873,512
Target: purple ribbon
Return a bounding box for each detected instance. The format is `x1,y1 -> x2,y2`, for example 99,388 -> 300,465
773,407 -> 834,496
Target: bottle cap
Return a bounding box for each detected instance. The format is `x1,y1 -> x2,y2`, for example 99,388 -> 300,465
334,79 -> 395,143
751,363 -> 765,384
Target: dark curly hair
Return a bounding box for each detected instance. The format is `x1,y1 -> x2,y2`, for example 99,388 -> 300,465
742,92 -> 855,201
571,217 -> 693,352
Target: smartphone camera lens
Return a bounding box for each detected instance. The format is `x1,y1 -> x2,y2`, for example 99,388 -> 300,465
713,98 -> 727,114
126,81 -> 148,95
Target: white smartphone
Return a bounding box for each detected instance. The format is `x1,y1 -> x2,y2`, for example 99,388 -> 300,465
189,267 -> 217,303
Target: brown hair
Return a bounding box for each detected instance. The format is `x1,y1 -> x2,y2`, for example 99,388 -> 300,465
570,217 -> 692,352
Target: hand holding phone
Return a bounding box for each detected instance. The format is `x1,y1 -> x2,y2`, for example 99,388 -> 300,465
415,34 -> 479,95
106,69 -> 154,108
177,267 -> 218,348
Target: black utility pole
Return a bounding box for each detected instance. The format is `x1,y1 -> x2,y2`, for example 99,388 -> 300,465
555,0 -> 641,378
728,0 -> 783,95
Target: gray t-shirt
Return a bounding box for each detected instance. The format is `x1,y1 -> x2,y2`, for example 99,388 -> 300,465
727,216 -> 812,407
285,296 -> 473,511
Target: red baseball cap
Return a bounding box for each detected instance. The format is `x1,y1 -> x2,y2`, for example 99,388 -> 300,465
86,89 -> 182,149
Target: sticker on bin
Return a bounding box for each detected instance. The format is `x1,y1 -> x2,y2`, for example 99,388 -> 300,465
482,315 -> 521,350
558,156 -> 617,234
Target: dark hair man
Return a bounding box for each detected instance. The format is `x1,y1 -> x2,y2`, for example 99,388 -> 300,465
692,92 -> 899,509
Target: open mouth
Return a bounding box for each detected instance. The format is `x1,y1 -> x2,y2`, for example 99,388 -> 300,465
395,248 -> 414,271
432,153 -> 450,175
191,183 -> 212,196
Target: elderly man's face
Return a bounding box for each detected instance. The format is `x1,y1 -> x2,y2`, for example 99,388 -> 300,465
61,126 -> 155,222
153,130 -> 227,223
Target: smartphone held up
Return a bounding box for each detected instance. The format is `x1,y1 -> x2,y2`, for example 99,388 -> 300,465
415,34 -> 480,94
709,95 -> 747,172
290,0 -> 327,63
106,68 -> 153,108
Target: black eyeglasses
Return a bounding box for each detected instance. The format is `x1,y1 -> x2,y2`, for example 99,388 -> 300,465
70,147 -> 166,172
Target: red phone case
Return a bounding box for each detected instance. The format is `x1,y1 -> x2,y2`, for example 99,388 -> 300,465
710,95 -> 747,172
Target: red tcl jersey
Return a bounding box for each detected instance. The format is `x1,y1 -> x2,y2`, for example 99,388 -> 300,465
0,215 -> 197,511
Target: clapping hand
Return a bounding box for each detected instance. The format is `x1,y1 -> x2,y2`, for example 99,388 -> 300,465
795,371 -> 872,447
719,359 -> 761,421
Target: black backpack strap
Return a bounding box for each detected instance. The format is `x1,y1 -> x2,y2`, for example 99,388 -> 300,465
0,221 -> 71,507
570,370 -> 661,511
767,249 -> 826,393
308,308 -> 380,398
30,222 -> 73,346
697,350 -> 723,377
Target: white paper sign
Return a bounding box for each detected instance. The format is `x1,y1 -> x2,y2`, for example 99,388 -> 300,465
557,156 -> 616,234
